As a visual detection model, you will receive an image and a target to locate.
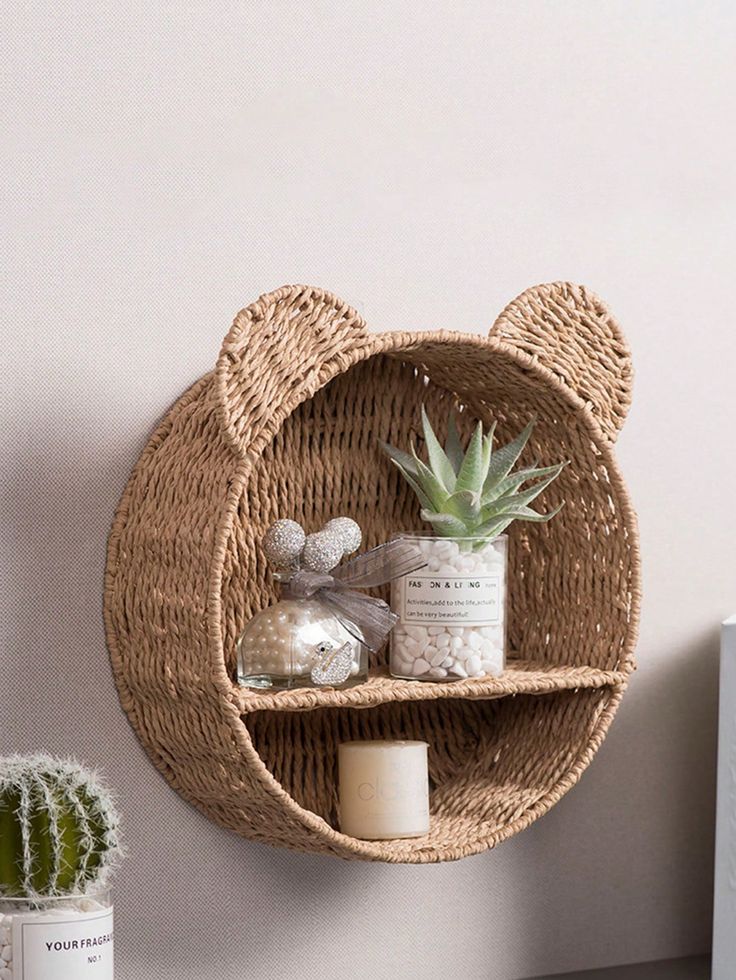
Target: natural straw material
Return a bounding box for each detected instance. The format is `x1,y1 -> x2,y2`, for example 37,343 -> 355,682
104,282 -> 640,863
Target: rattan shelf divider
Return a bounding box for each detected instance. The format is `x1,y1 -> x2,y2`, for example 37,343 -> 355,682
104,281 -> 640,863
233,661 -> 629,715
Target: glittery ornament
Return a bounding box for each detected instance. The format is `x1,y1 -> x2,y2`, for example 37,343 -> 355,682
310,641 -> 355,686
302,530 -> 343,573
262,519 -> 306,569
323,516 -> 362,556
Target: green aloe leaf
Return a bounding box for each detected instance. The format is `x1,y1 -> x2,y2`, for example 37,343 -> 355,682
445,489 -> 481,525
389,460 -> 433,511
482,461 -> 562,503
419,509 -> 469,537
444,411 -> 465,474
481,423 -> 496,480
455,421 -> 485,493
482,419 -> 535,494
421,405 -> 456,491
481,465 -> 566,517
411,447 -> 451,511
474,515 -> 515,538
380,408 -> 566,543
495,503 -> 565,523
380,441 -> 420,478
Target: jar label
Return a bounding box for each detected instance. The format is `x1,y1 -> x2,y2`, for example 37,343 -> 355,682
11,906 -> 113,980
401,574 -> 501,626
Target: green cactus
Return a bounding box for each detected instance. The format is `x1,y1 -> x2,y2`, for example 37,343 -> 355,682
0,755 -> 121,898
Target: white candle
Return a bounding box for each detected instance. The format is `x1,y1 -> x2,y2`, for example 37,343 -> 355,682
338,740 -> 430,840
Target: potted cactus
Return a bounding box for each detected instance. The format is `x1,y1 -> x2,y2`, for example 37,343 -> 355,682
0,755 -> 121,979
382,408 -> 566,680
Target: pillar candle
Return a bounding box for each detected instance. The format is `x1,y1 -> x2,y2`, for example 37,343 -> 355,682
338,740 -> 430,840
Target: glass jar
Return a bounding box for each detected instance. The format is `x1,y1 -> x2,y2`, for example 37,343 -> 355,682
237,597 -> 367,690
390,534 -> 507,680
0,887 -> 113,979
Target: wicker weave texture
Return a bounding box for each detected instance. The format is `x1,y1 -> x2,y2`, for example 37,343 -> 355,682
104,282 -> 640,863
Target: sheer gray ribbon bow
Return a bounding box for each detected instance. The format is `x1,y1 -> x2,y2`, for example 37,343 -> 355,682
283,539 -> 426,652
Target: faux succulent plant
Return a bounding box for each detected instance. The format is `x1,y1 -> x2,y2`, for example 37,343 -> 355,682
381,407 -> 567,540
0,755 -> 122,898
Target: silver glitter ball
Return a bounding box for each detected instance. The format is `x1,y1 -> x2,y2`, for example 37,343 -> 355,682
262,519 -> 306,569
302,530 -> 344,573
323,517 -> 362,556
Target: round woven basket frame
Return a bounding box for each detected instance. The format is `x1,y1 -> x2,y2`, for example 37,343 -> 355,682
104,282 -> 640,863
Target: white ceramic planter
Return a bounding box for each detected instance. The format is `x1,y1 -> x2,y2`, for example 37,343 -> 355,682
390,535 -> 507,680
0,889 -> 113,980
712,614 -> 736,979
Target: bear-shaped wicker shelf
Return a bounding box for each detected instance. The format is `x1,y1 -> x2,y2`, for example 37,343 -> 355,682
104,282 -> 640,863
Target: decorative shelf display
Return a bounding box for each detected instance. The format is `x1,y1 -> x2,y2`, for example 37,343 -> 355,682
104,282 -> 640,863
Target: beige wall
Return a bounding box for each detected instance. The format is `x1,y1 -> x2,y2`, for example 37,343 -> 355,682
3,2 -> 735,977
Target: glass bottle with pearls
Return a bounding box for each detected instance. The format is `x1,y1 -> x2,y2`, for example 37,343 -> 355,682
237,518 -> 369,690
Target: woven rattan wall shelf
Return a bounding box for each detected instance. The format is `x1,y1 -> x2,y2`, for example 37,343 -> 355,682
104,281 -> 640,863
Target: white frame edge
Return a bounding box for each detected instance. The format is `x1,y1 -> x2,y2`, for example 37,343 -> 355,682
712,614 -> 736,978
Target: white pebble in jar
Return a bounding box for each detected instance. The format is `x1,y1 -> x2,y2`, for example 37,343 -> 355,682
391,535 -> 507,681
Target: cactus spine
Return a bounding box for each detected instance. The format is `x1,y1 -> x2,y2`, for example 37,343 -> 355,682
0,755 -> 121,898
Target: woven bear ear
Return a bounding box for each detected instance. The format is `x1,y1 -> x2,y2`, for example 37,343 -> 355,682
216,285 -> 373,460
490,282 -> 633,443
